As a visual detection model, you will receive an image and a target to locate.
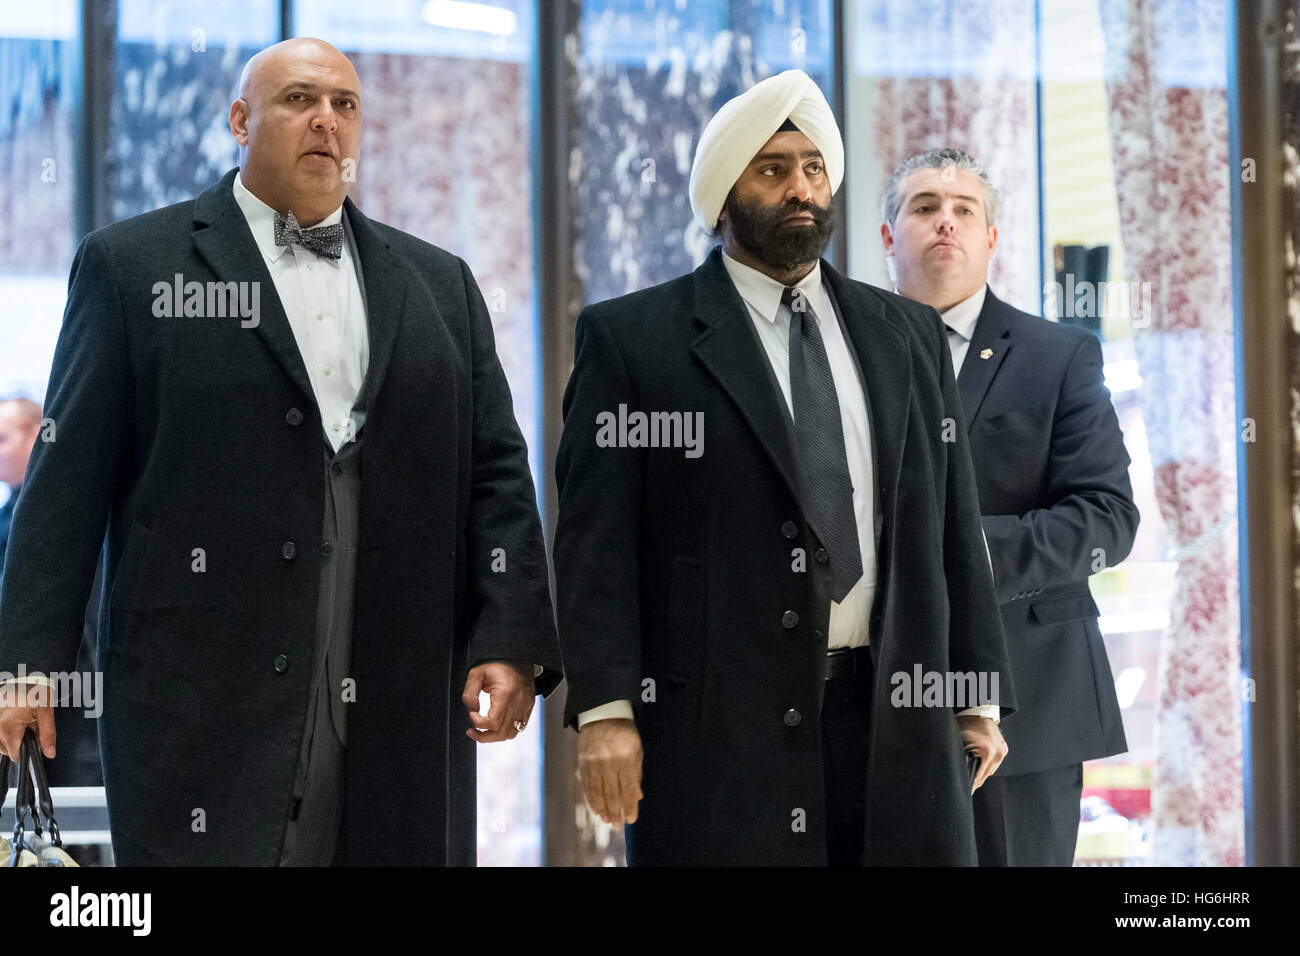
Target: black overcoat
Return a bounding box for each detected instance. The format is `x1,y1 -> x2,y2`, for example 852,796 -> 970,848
553,248 -> 1015,865
0,168 -> 561,865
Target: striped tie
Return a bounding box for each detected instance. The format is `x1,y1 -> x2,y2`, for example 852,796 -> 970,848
784,287 -> 863,602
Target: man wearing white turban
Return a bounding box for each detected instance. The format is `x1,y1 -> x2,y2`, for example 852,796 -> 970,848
554,70 -> 1015,866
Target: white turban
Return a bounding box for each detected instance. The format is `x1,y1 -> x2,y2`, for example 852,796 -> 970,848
688,69 -> 844,234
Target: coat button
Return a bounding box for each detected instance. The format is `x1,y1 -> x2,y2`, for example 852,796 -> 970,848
281,541 -> 297,560
782,610 -> 799,628
783,708 -> 802,727
814,548 -> 829,563
321,540 -> 332,556
331,462 -> 343,476
285,407 -> 304,426
781,521 -> 798,539
273,654 -> 289,673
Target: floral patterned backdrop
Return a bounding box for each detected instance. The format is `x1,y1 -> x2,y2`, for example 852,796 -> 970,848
1099,0 -> 1241,867
853,0 -> 1042,311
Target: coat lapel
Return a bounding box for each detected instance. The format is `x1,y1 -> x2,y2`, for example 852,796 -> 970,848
957,286 -> 1013,431
192,169 -> 314,407
822,263 -> 910,527
340,197 -> 409,417
190,168 -> 410,421
689,248 -> 808,520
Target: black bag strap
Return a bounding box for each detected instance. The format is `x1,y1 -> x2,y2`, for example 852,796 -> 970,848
22,730 -> 57,837
9,729 -> 62,864
0,751 -> 11,813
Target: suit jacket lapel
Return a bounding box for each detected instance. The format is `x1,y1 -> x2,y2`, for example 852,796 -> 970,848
957,286 -> 1012,431
192,168 -> 315,407
689,248 -> 808,523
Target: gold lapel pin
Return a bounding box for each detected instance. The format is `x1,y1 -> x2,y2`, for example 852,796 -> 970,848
980,348 -> 994,360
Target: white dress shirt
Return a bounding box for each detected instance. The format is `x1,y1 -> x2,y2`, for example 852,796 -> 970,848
232,172 -> 368,453
940,284 -> 987,376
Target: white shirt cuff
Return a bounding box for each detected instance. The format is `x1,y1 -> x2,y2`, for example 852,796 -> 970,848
958,704 -> 1000,723
577,699 -> 635,729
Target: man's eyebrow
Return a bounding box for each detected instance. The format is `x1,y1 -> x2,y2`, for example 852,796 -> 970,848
908,190 -> 982,205
277,81 -> 361,100
751,149 -> 824,163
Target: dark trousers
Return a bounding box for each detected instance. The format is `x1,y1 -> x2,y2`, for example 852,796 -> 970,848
820,646 -> 874,867
972,762 -> 1083,866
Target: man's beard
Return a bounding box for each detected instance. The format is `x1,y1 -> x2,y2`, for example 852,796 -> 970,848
725,192 -> 835,273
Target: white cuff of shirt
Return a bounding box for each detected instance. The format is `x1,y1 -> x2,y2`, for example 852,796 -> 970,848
958,704 -> 1000,723
578,699 -> 635,729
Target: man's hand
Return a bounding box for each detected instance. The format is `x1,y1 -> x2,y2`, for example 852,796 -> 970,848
578,717 -> 643,825
462,661 -> 535,743
957,714 -> 1008,794
0,682 -> 56,761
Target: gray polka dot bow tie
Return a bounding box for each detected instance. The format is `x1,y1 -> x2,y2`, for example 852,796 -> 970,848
273,210 -> 344,260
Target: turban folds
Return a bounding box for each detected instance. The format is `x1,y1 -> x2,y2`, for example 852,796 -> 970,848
688,69 -> 844,233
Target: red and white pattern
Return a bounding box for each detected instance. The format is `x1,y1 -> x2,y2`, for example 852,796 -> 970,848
866,0 -> 1041,309
1100,0 -> 1242,866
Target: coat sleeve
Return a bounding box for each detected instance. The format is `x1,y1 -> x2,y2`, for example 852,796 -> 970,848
552,307 -> 646,729
979,333 -> 1139,604
458,257 -> 562,695
932,307 -> 1017,719
0,232 -> 130,679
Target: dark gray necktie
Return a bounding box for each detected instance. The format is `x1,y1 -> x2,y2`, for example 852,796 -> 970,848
784,286 -> 863,602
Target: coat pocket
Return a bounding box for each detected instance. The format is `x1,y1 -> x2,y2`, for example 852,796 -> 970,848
1029,592 -> 1099,626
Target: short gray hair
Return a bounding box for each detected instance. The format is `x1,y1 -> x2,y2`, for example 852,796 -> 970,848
880,147 -> 999,227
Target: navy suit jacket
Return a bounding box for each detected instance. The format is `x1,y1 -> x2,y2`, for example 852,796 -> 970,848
959,286 -> 1137,774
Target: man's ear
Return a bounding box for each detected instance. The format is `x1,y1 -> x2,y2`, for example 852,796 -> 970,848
880,221 -> 894,255
229,99 -> 250,145
986,223 -> 998,255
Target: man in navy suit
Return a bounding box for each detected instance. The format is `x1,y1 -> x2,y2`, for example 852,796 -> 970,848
0,39 -> 561,865
881,147 -> 1138,866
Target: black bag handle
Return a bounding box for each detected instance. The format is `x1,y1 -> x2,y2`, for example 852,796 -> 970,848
0,750 -> 11,814
22,730 -> 58,838
9,728 -> 63,865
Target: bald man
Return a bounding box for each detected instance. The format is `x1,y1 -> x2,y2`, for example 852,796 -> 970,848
0,39 -> 561,866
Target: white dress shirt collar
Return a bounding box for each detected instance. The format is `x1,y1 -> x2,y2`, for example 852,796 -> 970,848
939,283 -> 988,342
232,170 -> 346,267
721,249 -> 825,324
